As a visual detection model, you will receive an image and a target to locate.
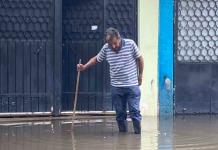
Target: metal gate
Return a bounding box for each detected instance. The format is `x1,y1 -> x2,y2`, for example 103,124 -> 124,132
174,0 -> 218,114
62,0 -> 138,111
0,0 -> 62,115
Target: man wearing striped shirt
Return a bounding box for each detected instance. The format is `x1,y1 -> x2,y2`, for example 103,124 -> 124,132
77,27 -> 144,134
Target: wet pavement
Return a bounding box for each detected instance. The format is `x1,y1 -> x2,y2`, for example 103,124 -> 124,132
1,115 -> 218,150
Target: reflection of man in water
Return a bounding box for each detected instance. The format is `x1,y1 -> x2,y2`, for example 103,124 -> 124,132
77,27 -> 144,134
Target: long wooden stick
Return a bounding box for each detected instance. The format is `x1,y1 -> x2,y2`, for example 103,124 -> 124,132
72,59 -> 81,126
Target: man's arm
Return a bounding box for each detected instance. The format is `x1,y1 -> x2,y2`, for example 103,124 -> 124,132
77,56 -> 98,71
137,56 -> 144,86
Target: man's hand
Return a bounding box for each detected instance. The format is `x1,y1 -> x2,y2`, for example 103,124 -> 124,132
77,64 -> 86,71
137,56 -> 144,86
76,56 -> 98,72
138,75 -> 142,86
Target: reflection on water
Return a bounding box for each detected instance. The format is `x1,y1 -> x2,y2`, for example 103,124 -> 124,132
173,115 -> 218,150
1,115 -> 218,150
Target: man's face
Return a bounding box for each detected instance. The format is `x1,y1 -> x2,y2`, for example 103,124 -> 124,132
107,36 -> 121,51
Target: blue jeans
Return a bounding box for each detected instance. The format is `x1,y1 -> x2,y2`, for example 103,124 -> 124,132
111,86 -> 142,122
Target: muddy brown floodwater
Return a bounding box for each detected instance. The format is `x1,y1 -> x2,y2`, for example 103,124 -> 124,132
1,115 -> 218,150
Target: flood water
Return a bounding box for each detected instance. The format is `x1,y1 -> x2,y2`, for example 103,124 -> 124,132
1,115 -> 218,150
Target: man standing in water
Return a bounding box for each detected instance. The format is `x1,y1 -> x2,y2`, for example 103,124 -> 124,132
77,27 -> 144,134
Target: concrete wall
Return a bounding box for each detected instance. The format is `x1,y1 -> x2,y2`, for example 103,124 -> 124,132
138,0 -> 159,116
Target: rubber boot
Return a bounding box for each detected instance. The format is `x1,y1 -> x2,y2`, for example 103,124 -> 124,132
132,119 -> 141,134
117,121 -> 128,132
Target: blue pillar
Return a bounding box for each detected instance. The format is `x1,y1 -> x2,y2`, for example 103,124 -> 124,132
158,0 -> 174,116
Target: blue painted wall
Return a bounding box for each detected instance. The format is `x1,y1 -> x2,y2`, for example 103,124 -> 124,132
158,0 -> 174,116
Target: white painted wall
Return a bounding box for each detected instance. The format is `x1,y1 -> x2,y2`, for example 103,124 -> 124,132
138,0 -> 159,116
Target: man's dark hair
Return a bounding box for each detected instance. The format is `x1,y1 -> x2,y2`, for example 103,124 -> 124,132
105,27 -> 121,42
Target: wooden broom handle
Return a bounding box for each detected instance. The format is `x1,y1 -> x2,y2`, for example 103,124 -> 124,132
73,59 -> 81,119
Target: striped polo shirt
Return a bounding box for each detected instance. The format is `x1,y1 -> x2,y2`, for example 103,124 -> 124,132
96,38 -> 141,87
